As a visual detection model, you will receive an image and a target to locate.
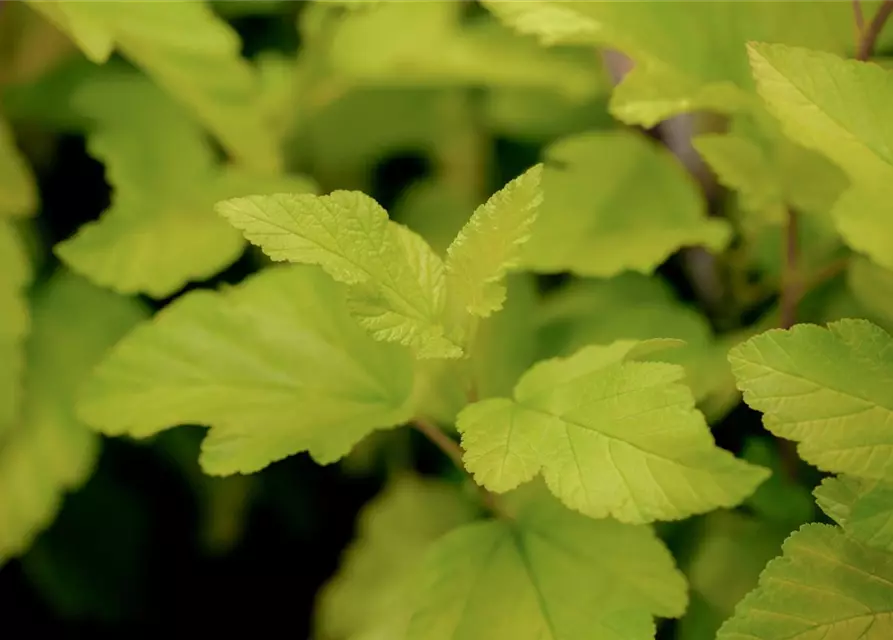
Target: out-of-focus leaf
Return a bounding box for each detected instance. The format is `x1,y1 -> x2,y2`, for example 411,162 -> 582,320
0,117 -> 37,219
523,130 -> 729,278
484,1 -> 863,126
28,0 -> 280,171
0,272 -> 147,563
315,474 -> 478,640
56,73 -> 315,298
741,438 -> 815,527
536,272 -> 725,402
678,510 -> 790,640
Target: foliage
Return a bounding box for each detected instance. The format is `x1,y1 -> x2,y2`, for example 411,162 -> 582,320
4,1 -> 893,637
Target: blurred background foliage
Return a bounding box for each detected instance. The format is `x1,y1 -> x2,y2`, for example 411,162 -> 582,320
1,1 -> 891,637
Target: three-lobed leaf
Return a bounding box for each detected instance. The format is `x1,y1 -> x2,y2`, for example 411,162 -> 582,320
216,191 -> 459,359
730,319 -> 893,481
457,339 -> 767,523
216,165 -> 544,359
77,265 -> 416,476
717,524 -> 893,639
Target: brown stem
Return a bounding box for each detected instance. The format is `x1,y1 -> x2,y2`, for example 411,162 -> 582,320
857,0 -> 893,60
854,0 -> 866,44
412,419 -> 508,518
779,209 -> 801,330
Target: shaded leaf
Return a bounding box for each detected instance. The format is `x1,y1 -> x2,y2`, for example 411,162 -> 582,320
523,130 -> 729,278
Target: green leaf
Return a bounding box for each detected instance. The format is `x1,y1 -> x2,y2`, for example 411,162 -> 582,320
392,179 -> 472,256
717,524 -> 893,640
742,438 -> 815,528
324,2 -> 600,99
77,265 -> 416,476
694,132 -> 786,224
536,272 -> 725,402
445,164 -> 543,317
457,339 -> 767,523
28,0 -> 279,171
730,319 -> 893,481
523,130 -> 730,278
848,256 -> 893,326
0,222 -> 31,436
406,484 -> 687,640
0,272 -> 147,562
298,87 -> 444,184
484,1 -> 860,126
472,274 -> 540,401
315,474 -> 479,640
678,511 -> 789,640
216,191 -> 461,359
484,86 -> 613,144
748,43 -> 893,270
0,117 -> 37,218
55,73 -> 316,298
815,476 -> 893,553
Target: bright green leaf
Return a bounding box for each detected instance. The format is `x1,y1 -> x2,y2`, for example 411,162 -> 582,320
0,222 -> 31,436
216,190 -> 461,359
457,339 -> 767,523
717,524 -> 893,640
406,484 -> 687,640
523,130 -> 730,278
730,319 -> 893,481
55,73 -> 315,298
815,476 -> 893,553
28,0 -> 279,171
748,43 -> 893,270
77,265 -> 416,476
0,272 -> 147,563
315,474 -> 478,640
0,117 -> 37,218
445,164 -> 542,317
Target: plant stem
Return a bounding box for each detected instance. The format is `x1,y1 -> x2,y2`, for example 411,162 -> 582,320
857,0 -> 893,60
779,208 -> 801,330
853,0 -> 866,45
412,419 -> 507,518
